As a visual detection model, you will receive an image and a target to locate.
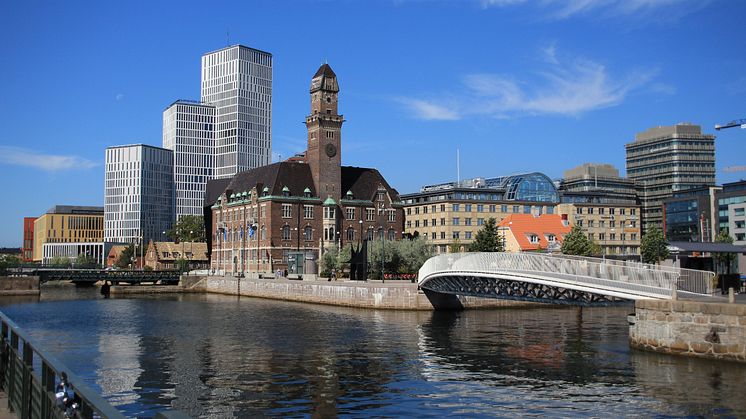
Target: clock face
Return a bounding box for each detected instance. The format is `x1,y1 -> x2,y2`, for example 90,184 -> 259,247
325,143 -> 337,158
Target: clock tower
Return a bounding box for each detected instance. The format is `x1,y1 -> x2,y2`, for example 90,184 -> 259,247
305,64 -> 343,204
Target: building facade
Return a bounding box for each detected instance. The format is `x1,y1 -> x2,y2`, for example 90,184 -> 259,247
104,144 -> 174,247
558,163 -> 642,256
22,217 -> 35,262
626,123 -> 716,233
206,64 -> 403,276
716,181 -> 746,239
145,241 -> 208,270
662,186 -> 720,242
32,206 -> 103,262
401,173 -> 560,253
201,45 -> 273,179
42,242 -> 104,266
163,100 -> 216,221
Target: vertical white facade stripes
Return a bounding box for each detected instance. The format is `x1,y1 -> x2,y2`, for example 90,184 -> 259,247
104,144 -> 174,246
201,45 -> 273,179
163,101 -> 216,220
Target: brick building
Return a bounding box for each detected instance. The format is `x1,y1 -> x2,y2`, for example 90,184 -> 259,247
22,217 -> 36,262
205,64 -> 404,276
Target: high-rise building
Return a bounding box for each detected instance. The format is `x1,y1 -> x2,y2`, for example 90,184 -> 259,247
626,123 -> 716,233
22,217 -> 36,262
104,144 -> 174,246
201,45 -> 273,179
163,100 -> 216,220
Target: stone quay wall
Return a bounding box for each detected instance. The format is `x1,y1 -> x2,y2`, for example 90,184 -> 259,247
0,276 -> 40,295
630,299 -> 746,363
200,276 -> 534,310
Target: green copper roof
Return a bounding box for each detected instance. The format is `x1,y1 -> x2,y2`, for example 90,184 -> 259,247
282,186 -> 290,192
323,197 -> 337,206
242,191 -> 248,196
304,187 -> 312,193
230,193 -> 236,198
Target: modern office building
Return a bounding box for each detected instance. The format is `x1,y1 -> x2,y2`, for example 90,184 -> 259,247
626,123 -> 716,233
662,186 -> 720,242
32,206 -> 104,262
716,180 -> 746,239
163,100 -> 216,220
22,217 -> 36,262
104,144 -> 174,247
205,64 -> 404,276
558,163 -> 642,256
401,173 -> 560,253
201,45 -> 273,179
42,242 -> 104,266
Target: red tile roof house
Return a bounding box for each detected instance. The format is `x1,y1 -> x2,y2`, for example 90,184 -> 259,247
498,214 -> 571,252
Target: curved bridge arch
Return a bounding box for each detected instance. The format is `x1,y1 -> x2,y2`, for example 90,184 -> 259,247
418,253 -> 714,306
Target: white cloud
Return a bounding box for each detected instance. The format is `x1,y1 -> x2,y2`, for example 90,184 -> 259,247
723,165 -> 746,173
395,98 -> 461,121
0,146 -> 98,172
482,0 -> 710,21
398,48 -> 659,120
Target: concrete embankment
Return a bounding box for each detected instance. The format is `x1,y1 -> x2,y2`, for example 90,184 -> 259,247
630,299 -> 746,363
0,276 -> 39,296
198,276 -> 534,310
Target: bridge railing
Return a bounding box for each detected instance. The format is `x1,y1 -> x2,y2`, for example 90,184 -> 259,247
419,253 -> 714,296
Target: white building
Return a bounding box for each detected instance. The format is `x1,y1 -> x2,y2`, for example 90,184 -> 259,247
201,45 -> 273,179
104,144 -> 174,246
163,100 -> 216,220
43,242 -> 104,266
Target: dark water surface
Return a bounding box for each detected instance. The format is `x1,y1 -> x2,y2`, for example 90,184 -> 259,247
1,285 -> 745,418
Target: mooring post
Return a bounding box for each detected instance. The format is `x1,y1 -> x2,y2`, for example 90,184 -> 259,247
728,288 -> 735,303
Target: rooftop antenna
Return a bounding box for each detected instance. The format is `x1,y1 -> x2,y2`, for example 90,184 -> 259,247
457,149 -> 460,186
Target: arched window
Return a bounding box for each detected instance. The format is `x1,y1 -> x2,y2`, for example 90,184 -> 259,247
346,227 -> 355,241
304,226 -> 313,241
260,226 -> 266,240
329,227 -> 334,241
282,226 -> 291,240
367,228 -> 374,241
378,228 -> 384,239
388,229 -> 396,241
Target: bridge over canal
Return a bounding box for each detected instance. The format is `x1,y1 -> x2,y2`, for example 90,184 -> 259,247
9,268 -> 182,285
418,253 -> 715,306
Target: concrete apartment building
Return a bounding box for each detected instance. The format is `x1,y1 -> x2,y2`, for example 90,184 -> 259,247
557,163 -> 642,256
626,123 -> 716,234
163,100 -> 216,221
104,144 -> 174,247
32,206 -> 104,263
401,173 -> 560,253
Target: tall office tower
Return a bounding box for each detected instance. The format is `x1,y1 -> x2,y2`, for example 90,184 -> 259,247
201,45 -> 273,179
104,144 -> 174,247
626,123 -> 716,234
163,100 -> 216,220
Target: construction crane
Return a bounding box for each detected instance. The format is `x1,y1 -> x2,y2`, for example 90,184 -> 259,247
715,119 -> 746,131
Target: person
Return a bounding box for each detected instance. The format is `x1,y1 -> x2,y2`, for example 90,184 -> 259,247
100,281 -> 111,299
283,268 -> 288,278
332,269 -> 337,281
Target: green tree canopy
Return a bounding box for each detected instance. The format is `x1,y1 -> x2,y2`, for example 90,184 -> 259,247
713,229 -> 735,274
114,244 -> 135,269
640,227 -> 669,265
75,254 -> 98,268
561,225 -> 596,257
175,257 -> 190,273
468,218 -> 504,252
166,216 -> 206,242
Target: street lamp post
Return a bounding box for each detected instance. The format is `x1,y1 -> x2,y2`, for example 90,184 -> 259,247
381,228 -> 385,283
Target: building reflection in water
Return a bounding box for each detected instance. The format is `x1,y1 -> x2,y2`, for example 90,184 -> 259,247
1,291 -> 745,417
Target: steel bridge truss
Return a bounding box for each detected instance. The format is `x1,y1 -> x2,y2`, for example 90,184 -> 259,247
424,274 -> 625,306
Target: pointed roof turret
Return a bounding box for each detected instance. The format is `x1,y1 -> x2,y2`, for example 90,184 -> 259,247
310,63 -> 339,93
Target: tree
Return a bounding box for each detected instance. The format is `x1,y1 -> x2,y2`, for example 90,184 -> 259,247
48,255 -> 72,267
320,245 -> 340,277
175,258 -> 190,273
449,239 -> 463,254
115,245 -> 135,269
75,254 -> 98,268
640,227 -> 669,265
713,229 -> 735,274
166,216 -> 206,242
468,218 -> 504,252
561,225 -> 596,257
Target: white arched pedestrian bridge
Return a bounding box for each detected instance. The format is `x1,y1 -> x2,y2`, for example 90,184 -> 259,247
418,253 -> 715,306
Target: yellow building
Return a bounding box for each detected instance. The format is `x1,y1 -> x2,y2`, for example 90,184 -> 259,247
33,206 -> 104,262
556,203 -> 641,256
401,173 -> 560,253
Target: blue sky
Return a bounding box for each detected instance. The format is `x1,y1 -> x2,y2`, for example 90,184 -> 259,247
1,0 -> 745,247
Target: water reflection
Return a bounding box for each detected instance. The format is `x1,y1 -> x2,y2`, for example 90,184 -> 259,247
0,290 -> 744,417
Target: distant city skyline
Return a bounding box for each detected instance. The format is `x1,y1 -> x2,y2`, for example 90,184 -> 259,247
1,0 -> 745,246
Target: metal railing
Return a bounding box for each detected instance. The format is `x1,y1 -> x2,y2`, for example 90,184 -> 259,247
0,310 -> 188,418
419,252 -> 714,298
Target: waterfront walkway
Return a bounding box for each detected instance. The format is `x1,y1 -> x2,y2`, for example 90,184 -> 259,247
0,391 -> 16,419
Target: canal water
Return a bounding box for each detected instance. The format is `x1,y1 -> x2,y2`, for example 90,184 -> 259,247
1,286 -> 745,418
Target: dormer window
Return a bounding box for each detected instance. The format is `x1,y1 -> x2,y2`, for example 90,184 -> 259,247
377,190 -> 386,202
304,188 -> 312,198
528,234 -> 539,244
282,186 -> 290,197
345,190 -> 353,200
546,234 -> 556,243
262,187 -> 269,197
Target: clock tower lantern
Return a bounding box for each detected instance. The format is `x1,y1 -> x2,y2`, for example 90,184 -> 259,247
305,64 -> 343,204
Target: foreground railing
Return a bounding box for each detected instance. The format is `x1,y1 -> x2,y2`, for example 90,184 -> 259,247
419,253 -> 714,297
0,310 -> 189,418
